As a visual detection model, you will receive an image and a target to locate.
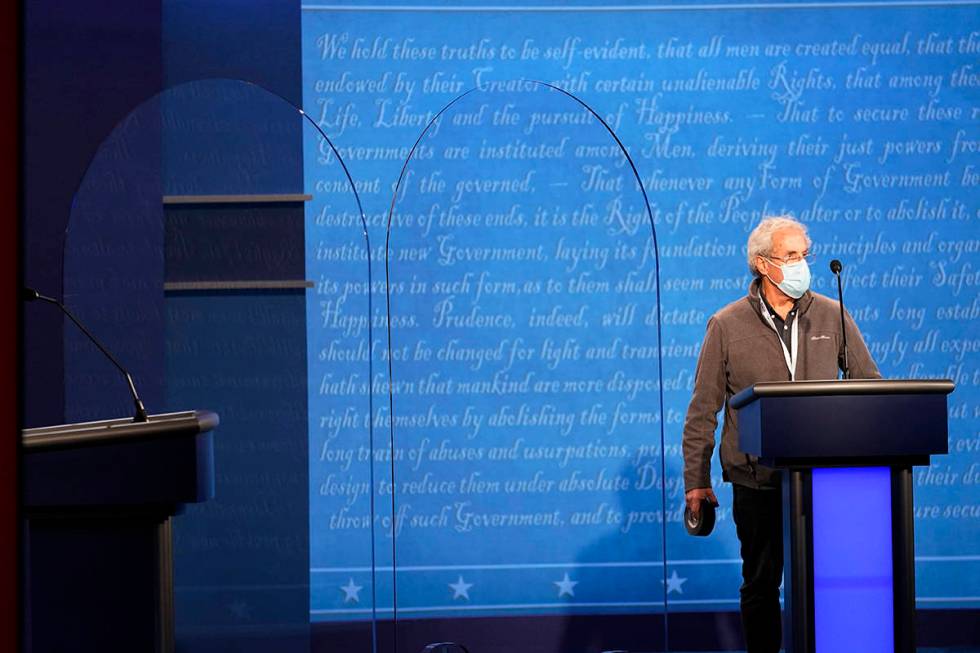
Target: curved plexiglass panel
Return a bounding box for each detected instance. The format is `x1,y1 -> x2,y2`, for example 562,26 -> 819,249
384,83 -> 667,652
62,78 -> 380,652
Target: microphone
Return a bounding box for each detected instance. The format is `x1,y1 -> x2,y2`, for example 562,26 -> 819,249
829,260 -> 849,379
24,287 -> 149,422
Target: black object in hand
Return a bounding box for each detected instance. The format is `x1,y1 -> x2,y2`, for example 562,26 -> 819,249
685,499 -> 716,536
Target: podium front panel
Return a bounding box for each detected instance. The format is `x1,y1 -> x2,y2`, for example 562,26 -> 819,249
811,467 -> 894,653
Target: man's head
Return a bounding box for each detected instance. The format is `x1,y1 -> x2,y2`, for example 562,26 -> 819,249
746,215 -> 812,283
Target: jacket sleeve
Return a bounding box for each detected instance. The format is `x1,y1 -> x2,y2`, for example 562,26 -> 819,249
682,316 -> 727,493
841,308 -> 881,379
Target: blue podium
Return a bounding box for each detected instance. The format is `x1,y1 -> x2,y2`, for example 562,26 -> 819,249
22,410 -> 218,653
732,379 -> 954,653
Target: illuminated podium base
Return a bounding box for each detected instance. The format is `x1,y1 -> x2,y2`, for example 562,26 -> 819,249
22,411 -> 218,653
733,380 -> 953,653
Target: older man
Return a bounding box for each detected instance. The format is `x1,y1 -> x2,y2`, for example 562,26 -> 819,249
681,215 -> 880,653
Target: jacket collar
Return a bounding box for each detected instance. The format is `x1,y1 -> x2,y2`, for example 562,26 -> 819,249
747,276 -> 814,316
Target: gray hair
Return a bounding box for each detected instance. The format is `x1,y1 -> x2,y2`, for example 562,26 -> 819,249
746,215 -> 811,276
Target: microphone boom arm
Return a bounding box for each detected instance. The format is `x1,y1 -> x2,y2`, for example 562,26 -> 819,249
26,288 -> 149,422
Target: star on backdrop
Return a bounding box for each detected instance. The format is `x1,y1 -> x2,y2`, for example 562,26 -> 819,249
341,578 -> 363,603
227,599 -> 252,621
449,575 -> 473,600
554,572 -> 578,598
662,570 -> 687,595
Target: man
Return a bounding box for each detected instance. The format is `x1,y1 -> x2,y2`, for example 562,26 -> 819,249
681,215 -> 880,653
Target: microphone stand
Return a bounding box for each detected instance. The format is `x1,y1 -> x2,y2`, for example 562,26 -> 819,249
24,288 -> 149,422
830,260 -> 850,380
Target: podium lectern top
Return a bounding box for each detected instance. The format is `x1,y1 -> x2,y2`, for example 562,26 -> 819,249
731,378 -> 954,409
733,379 -> 953,464
23,410 -> 218,507
22,409 -> 219,450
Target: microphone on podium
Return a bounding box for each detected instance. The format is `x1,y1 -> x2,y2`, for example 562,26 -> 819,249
829,260 -> 850,379
24,287 -> 149,422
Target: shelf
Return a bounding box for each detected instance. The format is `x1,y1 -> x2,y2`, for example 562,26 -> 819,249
164,280 -> 314,291
163,194 -> 312,205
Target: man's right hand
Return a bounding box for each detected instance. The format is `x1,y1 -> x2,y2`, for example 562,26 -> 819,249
685,487 -> 719,514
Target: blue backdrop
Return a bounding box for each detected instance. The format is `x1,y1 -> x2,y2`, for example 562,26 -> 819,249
300,0 -> 980,627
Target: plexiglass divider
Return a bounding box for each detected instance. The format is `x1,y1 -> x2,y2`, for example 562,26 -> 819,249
384,83 -> 668,653
62,79 -> 382,652
61,86 -> 166,424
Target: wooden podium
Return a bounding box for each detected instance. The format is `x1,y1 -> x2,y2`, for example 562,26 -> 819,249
22,410 -> 218,653
732,379 -> 953,653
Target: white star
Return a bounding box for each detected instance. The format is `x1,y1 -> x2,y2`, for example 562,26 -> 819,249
340,578 -> 363,603
554,572 -> 578,598
662,570 -> 687,595
449,576 -> 474,600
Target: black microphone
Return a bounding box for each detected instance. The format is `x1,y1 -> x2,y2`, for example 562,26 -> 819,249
829,260 -> 850,379
24,287 -> 149,422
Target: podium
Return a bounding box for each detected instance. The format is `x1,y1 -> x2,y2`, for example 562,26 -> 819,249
22,410 -> 219,653
732,379 -> 953,653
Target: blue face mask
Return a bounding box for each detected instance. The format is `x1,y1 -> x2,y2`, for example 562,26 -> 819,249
766,258 -> 811,299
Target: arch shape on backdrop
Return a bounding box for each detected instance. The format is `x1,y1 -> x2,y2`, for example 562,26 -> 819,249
384,81 -> 668,653
60,78 -> 382,651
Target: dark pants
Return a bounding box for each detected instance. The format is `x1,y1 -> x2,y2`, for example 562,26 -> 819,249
732,483 -> 784,653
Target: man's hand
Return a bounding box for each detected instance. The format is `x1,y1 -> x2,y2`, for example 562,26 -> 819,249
685,487 -> 719,515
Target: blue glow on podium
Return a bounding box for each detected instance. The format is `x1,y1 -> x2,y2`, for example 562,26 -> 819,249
811,467 -> 893,653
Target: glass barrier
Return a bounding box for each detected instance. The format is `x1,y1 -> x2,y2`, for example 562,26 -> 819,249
384,83 -> 667,653
61,78 -> 380,653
